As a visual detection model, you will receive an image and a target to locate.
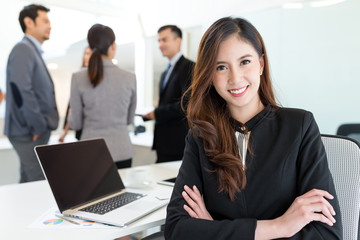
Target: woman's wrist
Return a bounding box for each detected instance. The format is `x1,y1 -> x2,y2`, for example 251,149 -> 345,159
255,219 -> 284,240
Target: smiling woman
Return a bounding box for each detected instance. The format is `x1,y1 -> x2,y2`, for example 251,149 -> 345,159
213,35 -> 264,123
165,17 -> 343,240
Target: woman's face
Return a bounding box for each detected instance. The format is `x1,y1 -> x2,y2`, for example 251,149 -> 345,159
213,34 -> 264,119
83,47 -> 92,67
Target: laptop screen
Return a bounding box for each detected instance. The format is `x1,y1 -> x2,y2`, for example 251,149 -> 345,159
35,138 -> 125,212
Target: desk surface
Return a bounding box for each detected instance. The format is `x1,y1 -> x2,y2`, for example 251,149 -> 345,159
0,161 -> 181,239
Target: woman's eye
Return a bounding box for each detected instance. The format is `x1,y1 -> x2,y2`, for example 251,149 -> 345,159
240,60 -> 250,65
216,65 -> 227,71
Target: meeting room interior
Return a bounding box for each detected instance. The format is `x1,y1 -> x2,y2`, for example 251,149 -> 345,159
0,0 -> 360,239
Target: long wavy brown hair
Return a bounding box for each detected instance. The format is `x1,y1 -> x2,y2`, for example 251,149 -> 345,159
186,17 -> 278,201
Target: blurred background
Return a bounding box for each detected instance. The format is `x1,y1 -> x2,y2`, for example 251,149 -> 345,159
1,0 -> 359,135
1,0 -> 359,183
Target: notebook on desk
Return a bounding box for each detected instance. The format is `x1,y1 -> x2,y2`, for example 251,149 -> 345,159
34,138 -> 168,227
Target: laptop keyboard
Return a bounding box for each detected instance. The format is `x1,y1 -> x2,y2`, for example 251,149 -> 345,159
81,192 -> 145,215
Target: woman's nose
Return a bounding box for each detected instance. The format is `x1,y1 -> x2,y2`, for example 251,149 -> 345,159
229,67 -> 243,84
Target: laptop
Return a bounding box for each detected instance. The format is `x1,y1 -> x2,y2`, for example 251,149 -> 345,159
34,138 -> 169,227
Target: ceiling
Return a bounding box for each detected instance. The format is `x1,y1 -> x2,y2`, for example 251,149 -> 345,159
29,0 -> 293,36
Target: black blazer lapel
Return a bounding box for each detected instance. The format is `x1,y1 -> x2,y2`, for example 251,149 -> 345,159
160,56 -> 185,95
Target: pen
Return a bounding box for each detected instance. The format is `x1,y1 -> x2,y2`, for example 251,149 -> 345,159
55,213 -> 80,225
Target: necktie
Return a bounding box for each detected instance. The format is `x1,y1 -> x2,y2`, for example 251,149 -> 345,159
162,63 -> 171,89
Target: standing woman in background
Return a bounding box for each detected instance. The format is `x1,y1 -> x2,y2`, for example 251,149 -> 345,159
69,24 -> 137,169
165,17 -> 342,239
58,46 -> 92,143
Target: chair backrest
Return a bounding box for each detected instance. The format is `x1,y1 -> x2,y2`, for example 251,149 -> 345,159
321,134 -> 360,240
337,124 -> 360,136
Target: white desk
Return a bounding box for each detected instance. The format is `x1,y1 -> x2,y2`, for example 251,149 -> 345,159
0,161 -> 181,239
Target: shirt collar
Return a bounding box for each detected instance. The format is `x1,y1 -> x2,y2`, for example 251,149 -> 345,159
231,105 -> 272,133
25,34 -> 43,54
169,51 -> 182,66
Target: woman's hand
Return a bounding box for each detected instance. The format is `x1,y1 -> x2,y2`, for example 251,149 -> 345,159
58,133 -> 66,143
182,185 -> 213,220
32,134 -> 40,141
273,189 -> 336,238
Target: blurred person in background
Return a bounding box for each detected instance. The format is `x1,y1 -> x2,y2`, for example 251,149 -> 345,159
4,4 -> 58,183
58,46 -> 92,143
142,25 -> 194,163
69,24 -> 136,169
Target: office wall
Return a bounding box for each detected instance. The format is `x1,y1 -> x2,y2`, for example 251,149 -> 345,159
1,0 -> 359,137
242,0 -> 360,134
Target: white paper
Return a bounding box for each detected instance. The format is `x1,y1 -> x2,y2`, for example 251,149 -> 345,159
28,207 -> 118,229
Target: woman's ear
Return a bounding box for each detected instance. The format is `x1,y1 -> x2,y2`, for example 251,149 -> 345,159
107,41 -> 116,58
259,54 -> 264,75
109,41 -> 116,52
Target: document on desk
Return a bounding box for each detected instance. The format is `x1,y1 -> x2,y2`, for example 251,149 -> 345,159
28,207 -> 117,229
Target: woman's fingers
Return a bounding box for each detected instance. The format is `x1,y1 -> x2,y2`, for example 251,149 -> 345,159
277,189 -> 337,237
294,194 -> 336,217
294,201 -> 335,226
182,185 -> 213,220
182,189 -> 198,210
301,188 -> 334,200
184,185 -> 202,203
296,191 -> 337,222
183,204 -> 198,218
183,185 -> 203,212
305,202 -> 336,225
310,211 -> 335,226
193,185 -> 201,195
313,197 -> 336,221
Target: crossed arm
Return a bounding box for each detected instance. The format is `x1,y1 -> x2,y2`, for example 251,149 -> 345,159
166,116 -> 342,239
182,185 -> 336,239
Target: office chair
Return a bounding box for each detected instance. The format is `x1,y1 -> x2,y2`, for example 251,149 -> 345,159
337,124 -> 360,143
142,135 -> 360,240
321,134 -> 360,240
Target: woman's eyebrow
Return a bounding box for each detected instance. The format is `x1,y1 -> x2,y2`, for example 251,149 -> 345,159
216,54 -> 253,64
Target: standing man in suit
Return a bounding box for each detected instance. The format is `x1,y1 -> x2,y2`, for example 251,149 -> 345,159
142,25 -> 194,163
4,4 -> 59,183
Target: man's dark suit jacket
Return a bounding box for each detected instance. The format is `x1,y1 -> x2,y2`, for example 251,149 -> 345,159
153,55 -> 195,162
